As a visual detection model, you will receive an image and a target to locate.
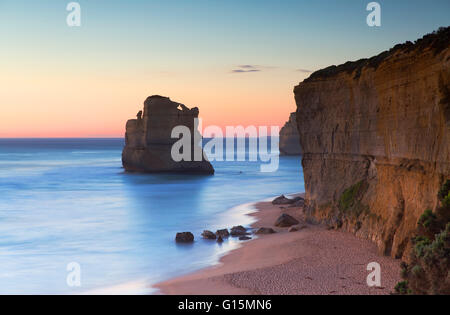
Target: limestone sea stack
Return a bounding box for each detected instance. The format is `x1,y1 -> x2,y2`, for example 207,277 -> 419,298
279,113 -> 302,155
122,96 -> 214,174
294,27 -> 450,259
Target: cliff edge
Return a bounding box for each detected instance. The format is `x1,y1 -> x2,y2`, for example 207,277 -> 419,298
122,96 -> 214,174
294,27 -> 450,259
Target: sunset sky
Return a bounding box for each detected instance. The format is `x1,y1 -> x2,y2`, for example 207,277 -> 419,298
0,0 -> 449,137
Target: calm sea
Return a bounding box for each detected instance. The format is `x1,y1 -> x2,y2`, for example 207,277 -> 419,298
0,138 -> 303,294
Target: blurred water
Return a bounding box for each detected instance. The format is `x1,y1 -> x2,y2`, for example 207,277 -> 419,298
0,138 -> 303,294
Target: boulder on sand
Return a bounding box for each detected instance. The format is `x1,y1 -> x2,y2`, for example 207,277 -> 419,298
274,214 -> 300,227
288,225 -> 307,232
289,198 -> 305,208
239,236 -> 252,241
176,232 -> 194,243
255,227 -> 276,235
272,195 -> 293,205
201,230 -> 217,240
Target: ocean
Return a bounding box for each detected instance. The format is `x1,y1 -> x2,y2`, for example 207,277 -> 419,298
0,138 -> 303,294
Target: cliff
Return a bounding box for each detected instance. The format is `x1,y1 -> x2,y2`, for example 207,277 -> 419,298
294,27 -> 450,259
122,96 -> 214,174
279,113 -> 302,156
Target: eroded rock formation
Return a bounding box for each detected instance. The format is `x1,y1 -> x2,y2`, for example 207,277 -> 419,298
294,27 -> 450,259
122,95 -> 214,174
279,113 -> 302,155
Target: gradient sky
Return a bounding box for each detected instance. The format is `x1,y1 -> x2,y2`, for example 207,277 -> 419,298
0,0 -> 449,137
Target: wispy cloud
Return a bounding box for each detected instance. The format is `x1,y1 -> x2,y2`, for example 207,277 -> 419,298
296,68 -> 313,73
232,69 -> 261,73
231,65 -> 262,73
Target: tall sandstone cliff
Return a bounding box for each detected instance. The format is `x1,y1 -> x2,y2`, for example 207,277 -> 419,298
295,28 -> 450,259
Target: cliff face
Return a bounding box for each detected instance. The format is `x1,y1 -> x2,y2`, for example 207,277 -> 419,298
294,28 -> 450,259
122,96 -> 214,174
279,113 -> 302,156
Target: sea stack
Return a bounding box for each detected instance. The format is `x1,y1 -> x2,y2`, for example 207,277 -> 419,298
122,95 -> 214,174
295,27 -> 450,259
279,112 -> 302,155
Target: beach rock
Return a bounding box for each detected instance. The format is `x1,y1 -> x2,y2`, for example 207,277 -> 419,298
230,226 -> 248,236
289,198 -> 305,208
274,214 -> 300,227
201,230 -> 217,240
255,227 -> 276,235
272,195 -> 295,205
279,112 -> 302,156
239,236 -> 252,241
289,224 -> 307,233
295,27 -> 450,259
217,236 -> 223,243
216,229 -> 230,238
176,232 -> 194,243
122,95 -> 214,174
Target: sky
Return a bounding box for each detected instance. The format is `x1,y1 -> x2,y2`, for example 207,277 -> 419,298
0,0 -> 449,138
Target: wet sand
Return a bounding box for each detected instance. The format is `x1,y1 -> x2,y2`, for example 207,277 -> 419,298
154,198 -> 401,295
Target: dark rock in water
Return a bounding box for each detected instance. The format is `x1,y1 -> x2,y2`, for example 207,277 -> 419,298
255,227 -> 276,235
217,236 -> 224,243
230,226 -> 248,236
272,195 -> 295,205
274,214 -> 300,227
176,232 -> 194,243
122,95 -> 214,174
239,236 -> 252,241
201,230 -> 217,240
216,229 -> 230,238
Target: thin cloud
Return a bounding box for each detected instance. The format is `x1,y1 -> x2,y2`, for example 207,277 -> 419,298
231,65 -> 262,74
231,69 -> 261,73
296,68 -> 313,73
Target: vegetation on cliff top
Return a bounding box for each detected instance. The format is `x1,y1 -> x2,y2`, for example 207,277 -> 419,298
396,180 -> 450,295
301,26 -> 450,84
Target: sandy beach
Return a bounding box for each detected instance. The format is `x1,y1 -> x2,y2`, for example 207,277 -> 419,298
154,196 -> 402,295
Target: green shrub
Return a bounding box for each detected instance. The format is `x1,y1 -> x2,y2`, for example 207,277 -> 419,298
398,181 -> 450,295
395,281 -> 410,295
411,265 -> 423,276
443,192 -> 450,208
339,181 -> 363,212
414,236 -> 431,257
338,181 -> 369,218
438,180 -> 450,200
418,209 -> 436,228
425,222 -> 450,261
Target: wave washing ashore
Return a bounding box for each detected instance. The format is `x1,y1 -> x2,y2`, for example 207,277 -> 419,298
0,138 -> 302,294
156,196 -> 402,295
